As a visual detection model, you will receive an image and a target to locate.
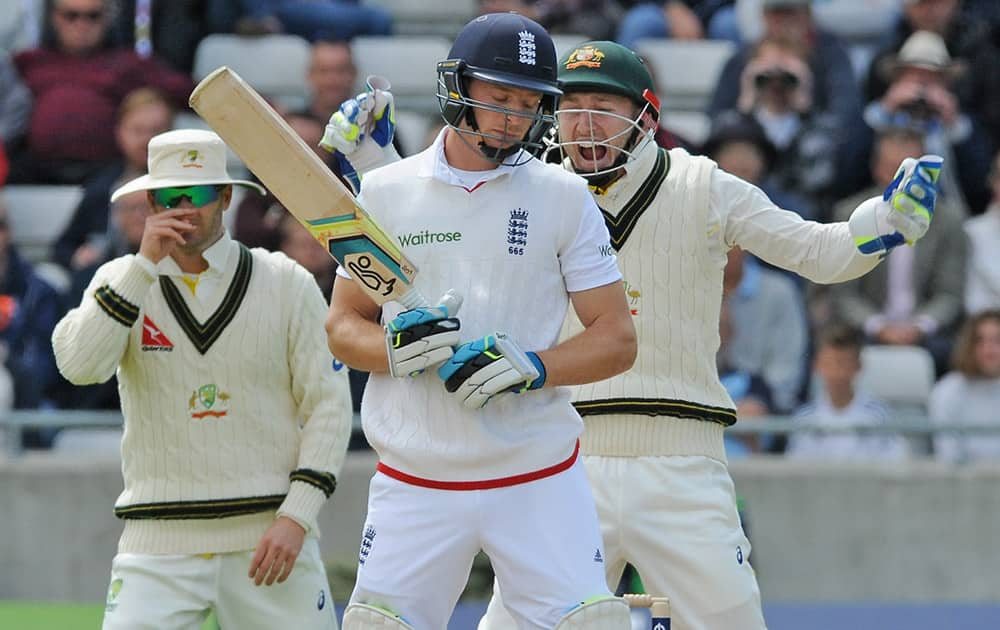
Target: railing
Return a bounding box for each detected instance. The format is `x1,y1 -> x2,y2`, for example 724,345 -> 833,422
3,410 -> 999,458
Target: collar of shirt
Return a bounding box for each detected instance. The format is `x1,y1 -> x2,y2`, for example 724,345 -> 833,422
418,126 -> 519,189
590,135 -> 659,208
155,231 -> 238,279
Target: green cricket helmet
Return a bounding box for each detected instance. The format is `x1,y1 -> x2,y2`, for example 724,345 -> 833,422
553,41 -> 661,183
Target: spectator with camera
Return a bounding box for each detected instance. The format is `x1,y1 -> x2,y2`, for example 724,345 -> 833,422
864,30 -> 994,215
708,0 -> 866,202
865,0 -> 1000,152
726,36 -> 841,216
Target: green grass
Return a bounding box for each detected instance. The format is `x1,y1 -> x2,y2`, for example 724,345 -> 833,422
0,603 -> 219,630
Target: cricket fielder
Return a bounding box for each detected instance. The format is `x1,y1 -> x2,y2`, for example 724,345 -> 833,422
323,13 -> 637,630
477,42 -> 943,630
52,130 -> 353,630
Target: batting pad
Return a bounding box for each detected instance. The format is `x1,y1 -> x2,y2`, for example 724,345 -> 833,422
554,597 -> 632,629
342,603 -> 415,629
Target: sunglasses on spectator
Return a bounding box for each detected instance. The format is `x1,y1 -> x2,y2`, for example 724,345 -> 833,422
152,185 -> 224,209
56,8 -> 104,22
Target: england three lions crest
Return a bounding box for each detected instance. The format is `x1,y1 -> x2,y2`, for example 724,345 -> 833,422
507,208 -> 528,256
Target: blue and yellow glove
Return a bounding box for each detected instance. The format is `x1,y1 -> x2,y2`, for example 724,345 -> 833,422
319,75 -> 400,193
385,291 -> 463,378
437,333 -> 546,410
849,154 -> 943,256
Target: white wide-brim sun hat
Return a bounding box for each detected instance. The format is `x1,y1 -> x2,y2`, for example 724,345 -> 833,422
111,129 -> 266,202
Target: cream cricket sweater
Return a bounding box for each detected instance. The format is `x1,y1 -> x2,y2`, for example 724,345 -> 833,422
566,140 -> 880,461
565,143 -> 734,461
52,236 -> 352,554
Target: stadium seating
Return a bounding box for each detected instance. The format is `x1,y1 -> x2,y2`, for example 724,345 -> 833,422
635,39 -> 736,112
4,185 -> 82,264
858,344 -> 937,454
858,344 -> 936,410
192,34 -> 312,111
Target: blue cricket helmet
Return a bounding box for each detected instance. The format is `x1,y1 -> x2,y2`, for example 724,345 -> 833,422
436,13 -> 562,161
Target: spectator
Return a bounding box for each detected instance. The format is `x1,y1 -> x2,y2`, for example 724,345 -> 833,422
964,151 -> 1000,313
0,194 -> 63,413
277,213 -> 336,301
701,108 -> 816,221
617,1 -> 740,48
729,36 -> 841,215
54,189 -> 149,413
67,190 -> 148,304
718,296 -> 775,456
306,39 -> 357,122
864,30 -> 994,214
112,0 -> 226,73
786,324 -> 909,460
709,0 -> 860,132
10,0 -> 193,185
707,0 -> 867,200
0,53 -> 32,153
480,0 -> 625,41
234,0 -> 392,41
865,0 -> 1000,149
828,127 -> 967,376
52,87 -> 174,272
930,309 -> 1000,462
723,246 -> 808,414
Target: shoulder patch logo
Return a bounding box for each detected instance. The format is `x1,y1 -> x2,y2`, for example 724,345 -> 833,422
565,46 -> 605,70
141,315 -> 174,351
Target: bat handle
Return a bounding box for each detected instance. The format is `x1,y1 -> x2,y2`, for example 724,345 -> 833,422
397,287 -> 463,317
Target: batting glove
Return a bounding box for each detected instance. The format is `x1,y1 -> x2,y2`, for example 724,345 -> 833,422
320,75 -> 400,192
849,154 -> 943,256
437,333 -> 547,410
385,291 -> 462,378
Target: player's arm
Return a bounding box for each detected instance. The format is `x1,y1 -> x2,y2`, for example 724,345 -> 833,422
326,274 -> 391,373
51,256 -> 156,384
722,156 -> 942,284
537,280 -> 637,386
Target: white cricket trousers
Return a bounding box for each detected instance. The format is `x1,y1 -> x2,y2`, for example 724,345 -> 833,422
479,454 -> 767,630
101,538 -> 338,630
349,459 -> 613,630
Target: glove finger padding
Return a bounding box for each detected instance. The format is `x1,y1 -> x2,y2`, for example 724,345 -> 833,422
385,293 -> 462,377
320,76 -> 400,193
849,154 -> 943,255
885,154 -> 941,243
437,333 -> 546,410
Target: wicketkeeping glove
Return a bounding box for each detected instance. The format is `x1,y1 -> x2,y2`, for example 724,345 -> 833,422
320,75 -> 400,193
849,154 -> 943,256
436,332 -> 547,410
385,291 -> 462,377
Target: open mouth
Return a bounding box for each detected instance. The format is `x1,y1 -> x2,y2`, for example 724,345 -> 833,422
579,145 -> 608,163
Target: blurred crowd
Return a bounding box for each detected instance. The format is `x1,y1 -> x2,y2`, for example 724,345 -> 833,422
1,0 -> 999,461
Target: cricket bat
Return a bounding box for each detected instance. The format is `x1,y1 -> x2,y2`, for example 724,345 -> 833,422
188,66 -> 427,309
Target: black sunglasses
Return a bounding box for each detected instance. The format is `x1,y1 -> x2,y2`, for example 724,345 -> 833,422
56,8 -> 104,22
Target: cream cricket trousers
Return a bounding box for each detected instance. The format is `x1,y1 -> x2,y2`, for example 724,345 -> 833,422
479,454 -> 767,630
102,538 -> 338,630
